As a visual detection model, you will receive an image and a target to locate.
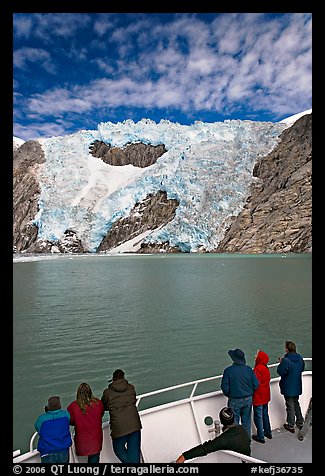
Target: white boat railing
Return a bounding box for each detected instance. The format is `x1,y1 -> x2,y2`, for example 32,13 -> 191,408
136,357 -> 312,408
29,432 -> 38,453
136,374 -> 220,406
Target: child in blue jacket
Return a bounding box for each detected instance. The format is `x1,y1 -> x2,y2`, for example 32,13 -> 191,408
34,396 -> 72,463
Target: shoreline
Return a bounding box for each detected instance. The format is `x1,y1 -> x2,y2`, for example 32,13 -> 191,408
13,251 -> 312,263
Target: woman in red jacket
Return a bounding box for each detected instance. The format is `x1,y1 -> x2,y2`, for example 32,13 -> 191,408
67,383 -> 105,462
252,350 -> 272,443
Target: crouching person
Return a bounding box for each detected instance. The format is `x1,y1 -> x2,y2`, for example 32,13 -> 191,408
175,407 -> 250,463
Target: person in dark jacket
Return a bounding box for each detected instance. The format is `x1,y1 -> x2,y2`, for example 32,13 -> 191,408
67,383 -> 105,463
277,341 -> 305,433
101,369 -> 142,463
34,396 -> 72,463
221,348 -> 259,438
252,350 -> 272,443
175,406 -> 251,462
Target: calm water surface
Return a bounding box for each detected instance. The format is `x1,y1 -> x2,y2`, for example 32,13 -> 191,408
13,253 -> 312,453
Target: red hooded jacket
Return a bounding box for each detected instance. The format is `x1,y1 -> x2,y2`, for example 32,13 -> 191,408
253,351 -> 271,406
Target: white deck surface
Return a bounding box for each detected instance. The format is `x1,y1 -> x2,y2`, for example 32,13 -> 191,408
251,425 -> 312,463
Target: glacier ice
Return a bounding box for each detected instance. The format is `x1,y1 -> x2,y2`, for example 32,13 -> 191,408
32,118 -> 287,252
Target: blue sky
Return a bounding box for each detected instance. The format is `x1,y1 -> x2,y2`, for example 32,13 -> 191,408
13,12 -> 312,141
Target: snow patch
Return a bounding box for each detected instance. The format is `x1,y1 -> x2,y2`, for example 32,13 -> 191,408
279,109 -> 312,127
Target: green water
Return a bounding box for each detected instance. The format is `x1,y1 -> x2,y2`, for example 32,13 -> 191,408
13,253 -> 312,453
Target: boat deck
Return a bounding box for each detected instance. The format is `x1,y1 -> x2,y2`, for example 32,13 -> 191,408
251,426 -> 312,463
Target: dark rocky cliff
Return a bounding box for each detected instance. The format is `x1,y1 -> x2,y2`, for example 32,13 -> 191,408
89,140 -> 167,167
97,190 -> 179,252
13,141 -> 45,252
216,113 -> 312,253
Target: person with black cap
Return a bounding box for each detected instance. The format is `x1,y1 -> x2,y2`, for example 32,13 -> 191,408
221,348 -> 259,438
175,407 -> 251,462
101,369 -> 142,463
34,396 -> 72,463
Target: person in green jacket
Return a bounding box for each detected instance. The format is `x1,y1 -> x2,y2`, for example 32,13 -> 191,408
175,407 -> 251,462
101,369 -> 142,463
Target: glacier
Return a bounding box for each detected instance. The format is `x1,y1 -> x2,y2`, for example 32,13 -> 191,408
30,118 -> 289,253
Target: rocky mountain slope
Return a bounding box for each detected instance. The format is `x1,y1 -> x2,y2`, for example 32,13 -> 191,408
13,114 -> 311,254
216,113 -> 312,253
13,141 -> 45,252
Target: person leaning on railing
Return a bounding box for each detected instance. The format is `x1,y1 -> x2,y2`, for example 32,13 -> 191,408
175,407 -> 251,463
34,396 -> 72,463
67,383 -> 105,463
101,369 -> 142,463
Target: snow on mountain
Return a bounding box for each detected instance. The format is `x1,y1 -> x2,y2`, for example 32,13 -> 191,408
13,136 -> 25,150
280,109 -> 312,127
30,118 -> 288,253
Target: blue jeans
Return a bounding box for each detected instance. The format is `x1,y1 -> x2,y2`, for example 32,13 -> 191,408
228,396 -> 253,438
112,430 -> 141,463
88,453 -> 100,463
41,449 -> 69,463
284,396 -> 304,428
253,404 -> 272,440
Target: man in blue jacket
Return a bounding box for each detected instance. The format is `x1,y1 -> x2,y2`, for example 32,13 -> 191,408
221,348 -> 259,438
34,396 -> 72,463
277,341 -> 305,433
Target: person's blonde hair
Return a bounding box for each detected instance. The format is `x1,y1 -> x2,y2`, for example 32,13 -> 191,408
76,383 -> 99,414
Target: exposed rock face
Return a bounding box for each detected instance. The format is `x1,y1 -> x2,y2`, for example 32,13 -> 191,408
97,190 -> 179,252
89,140 -> 167,167
216,114 -> 312,253
13,141 -> 45,252
138,242 -> 182,253
26,229 -> 86,254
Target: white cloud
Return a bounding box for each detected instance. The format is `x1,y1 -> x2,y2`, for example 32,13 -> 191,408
13,15 -> 33,38
92,58 -> 115,75
28,88 -> 93,115
14,47 -> 57,74
33,14 -> 92,42
93,16 -> 115,37
13,121 -> 70,141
